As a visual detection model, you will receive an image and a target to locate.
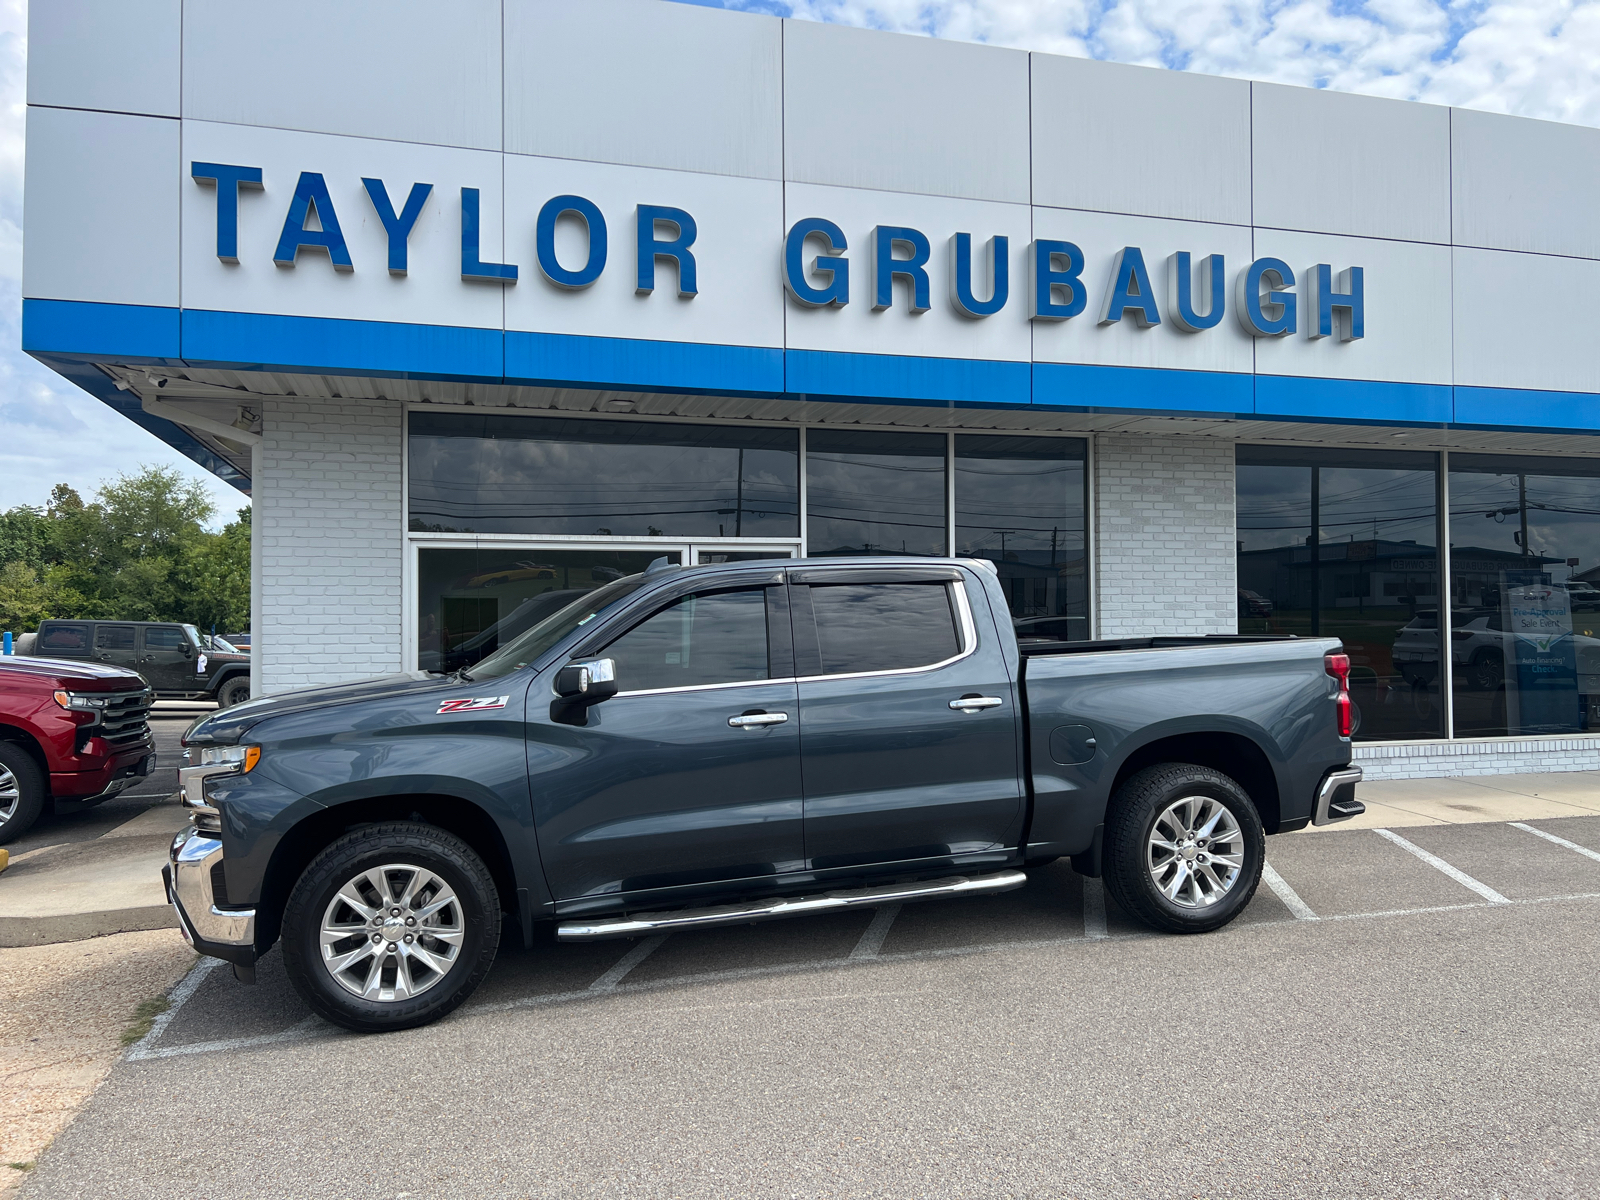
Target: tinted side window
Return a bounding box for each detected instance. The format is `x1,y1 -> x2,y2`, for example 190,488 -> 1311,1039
809,583 -> 961,675
96,625 -> 135,650
143,626 -> 185,650
39,624 -> 90,652
604,589 -> 769,693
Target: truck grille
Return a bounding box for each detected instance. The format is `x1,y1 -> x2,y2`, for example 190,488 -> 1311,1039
99,688 -> 154,747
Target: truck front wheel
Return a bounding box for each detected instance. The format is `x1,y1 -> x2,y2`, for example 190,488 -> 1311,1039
0,742 -> 45,846
1102,764 -> 1265,935
281,822 -> 501,1032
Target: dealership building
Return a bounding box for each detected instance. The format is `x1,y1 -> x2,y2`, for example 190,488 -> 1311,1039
24,0 -> 1600,778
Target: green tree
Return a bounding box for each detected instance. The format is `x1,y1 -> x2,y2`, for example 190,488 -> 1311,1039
0,562 -> 59,630
179,507 -> 251,632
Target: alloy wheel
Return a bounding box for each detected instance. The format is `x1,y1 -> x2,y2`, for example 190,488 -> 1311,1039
1147,795 -> 1245,909
0,765 -> 19,826
319,863 -> 464,1002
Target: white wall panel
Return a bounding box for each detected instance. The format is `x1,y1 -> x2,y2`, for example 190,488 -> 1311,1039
1252,230 -> 1451,385
183,0 -> 501,150
28,0 -> 180,117
504,157 -> 784,349
783,21 -> 1030,204
1453,247 -> 1600,393
1253,84 -> 1449,244
23,107 -> 178,307
1453,109 -> 1600,260
180,122 -> 506,330
1029,208 -> 1254,374
783,183 -> 1031,362
1031,57 -> 1249,226
505,0 -> 781,180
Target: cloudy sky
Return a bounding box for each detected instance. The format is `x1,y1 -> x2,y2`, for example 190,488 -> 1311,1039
3,0 -> 1598,521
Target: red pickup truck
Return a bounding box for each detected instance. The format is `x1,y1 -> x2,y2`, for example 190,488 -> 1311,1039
0,656 -> 156,844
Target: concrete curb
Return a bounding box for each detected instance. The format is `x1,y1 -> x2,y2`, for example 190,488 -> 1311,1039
0,904 -> 176,948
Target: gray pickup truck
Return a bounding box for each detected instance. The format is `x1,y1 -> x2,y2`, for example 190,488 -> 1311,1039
169,557 -> 1362,1032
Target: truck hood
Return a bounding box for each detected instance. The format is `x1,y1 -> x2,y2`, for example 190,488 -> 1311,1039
183,671 -> 456,745
0,656 -> 150,689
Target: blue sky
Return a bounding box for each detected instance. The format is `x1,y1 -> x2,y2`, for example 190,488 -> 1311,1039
4,0 -> 1597,521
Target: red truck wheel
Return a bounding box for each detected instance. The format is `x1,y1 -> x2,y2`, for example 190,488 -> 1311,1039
1102,763 -> 1265,935
0,742 -> 46,846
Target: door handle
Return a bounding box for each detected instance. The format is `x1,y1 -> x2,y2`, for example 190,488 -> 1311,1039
949,695 -> 1003,712
729,711 -> 789,728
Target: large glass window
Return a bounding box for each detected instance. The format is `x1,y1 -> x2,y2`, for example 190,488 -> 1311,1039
408,413 -> 799,539
1237,446 -> 1442,740
805,430 -> 947,557
1449,455 -> 1600,737
955,435 -> 1088,637
416,548 -> 679,674
603,589 -> 770,692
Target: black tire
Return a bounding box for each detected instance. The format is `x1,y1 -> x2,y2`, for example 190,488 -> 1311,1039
1102,763 -> 1265,935
281,822 -> 501,1032
1470,650 -> 1504,692
0,741 -> 46,846
215,677 -> 252,708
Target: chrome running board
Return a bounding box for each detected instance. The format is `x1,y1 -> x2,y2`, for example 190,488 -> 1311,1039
555,869 -> 1028,942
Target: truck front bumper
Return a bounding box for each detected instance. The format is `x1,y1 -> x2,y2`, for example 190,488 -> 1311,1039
1312,765 -> 1365,826
163,825 -> 257,968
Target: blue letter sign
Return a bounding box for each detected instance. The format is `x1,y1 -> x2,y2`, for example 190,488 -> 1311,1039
1306,264 -> 1364,340
191,162 -> 263,263
362,179 -> 432,275
1098,247 -> 1160,327
872,226 -> 932,313
636,205 -> 698,297
1029,240 -> 1086,320
949,233 -> 1009,318
535,195 -> 606,289
783,218 -> 849,307
1238,258 -> 1297,336
273,172 -> 353,271
1167,251 -> 1225,332
460,188 -> 518,283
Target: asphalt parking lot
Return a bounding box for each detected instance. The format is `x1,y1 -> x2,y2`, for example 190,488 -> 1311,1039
22,814 -> 1600,1199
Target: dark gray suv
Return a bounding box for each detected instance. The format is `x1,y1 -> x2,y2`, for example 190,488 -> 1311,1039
30,620 -> 252,707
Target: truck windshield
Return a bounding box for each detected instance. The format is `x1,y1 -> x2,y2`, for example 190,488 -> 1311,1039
464,574 -> 650,681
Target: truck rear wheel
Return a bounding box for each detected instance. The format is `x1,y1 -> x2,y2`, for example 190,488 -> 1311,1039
1102,764 -> 1265,935
0,742 -> 45,846
281,822 -> 501,1032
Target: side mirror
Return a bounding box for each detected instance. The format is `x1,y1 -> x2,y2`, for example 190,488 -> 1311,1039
554,658 -> 618,705
182,643 -> 193,658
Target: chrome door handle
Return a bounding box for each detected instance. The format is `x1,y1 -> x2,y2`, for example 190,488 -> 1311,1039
949,696 -> 1003,712
729,711 -> 789,728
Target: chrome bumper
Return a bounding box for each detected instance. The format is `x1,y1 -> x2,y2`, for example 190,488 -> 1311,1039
1313,765 -> 1365,826
164,824 -> 256,962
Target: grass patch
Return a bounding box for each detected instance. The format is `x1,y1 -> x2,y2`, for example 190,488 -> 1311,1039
120,996 -> 170,1047
7,1162 -> 34,1172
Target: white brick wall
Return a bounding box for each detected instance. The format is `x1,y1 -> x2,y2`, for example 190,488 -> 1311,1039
1093,435 -> 1236,637
256,397 -> 404,694
1355,737 -> 1600,779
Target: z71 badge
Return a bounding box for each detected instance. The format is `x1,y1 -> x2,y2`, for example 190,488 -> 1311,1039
437,696 -> 510,714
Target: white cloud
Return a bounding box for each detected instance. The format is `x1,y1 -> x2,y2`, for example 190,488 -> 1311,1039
0,0 -> 245,525
713,0 -> 1600,126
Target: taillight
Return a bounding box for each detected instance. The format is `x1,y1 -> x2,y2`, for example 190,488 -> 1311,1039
1325,652 -> 1352,738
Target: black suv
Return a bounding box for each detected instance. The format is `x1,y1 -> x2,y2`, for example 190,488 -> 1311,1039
28,621 -> 252,707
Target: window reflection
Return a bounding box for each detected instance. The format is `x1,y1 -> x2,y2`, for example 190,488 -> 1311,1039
416,548 -> 679,673
955,435 -> 1088,639
408,413 -> 798,539
1236,447 -> 1442,740
806,430 -> 947,557
1449,455 -> 1600,736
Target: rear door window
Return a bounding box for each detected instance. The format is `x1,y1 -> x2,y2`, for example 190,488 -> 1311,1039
39,623 -> 90,654
602,588 -> 769,693
142,626 -> 186,650
95,625 -> 136,650
808,583 -> 961,675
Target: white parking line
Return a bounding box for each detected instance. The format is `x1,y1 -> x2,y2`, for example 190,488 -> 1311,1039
848,904 -> 902,960
1373,828 -> 1511,904
1082,877 -> 1108,939
1261,862 -> 1318,920
1511,822 -> 1600,864
124,956 -> 223,1061
588,934 -> 668,993
130,1015 -> 335,1061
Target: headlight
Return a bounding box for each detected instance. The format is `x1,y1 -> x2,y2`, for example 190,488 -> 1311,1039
198,744 -> 261,773
53,689 -> 108,714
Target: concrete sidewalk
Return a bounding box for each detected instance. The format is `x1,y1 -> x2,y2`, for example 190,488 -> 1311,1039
2,770 -> 1600,946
